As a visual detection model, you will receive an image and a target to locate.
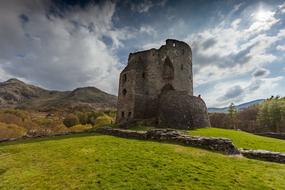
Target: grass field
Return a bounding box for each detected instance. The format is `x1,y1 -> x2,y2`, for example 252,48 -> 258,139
1,134 -> 285,189
189,128 -> 285,153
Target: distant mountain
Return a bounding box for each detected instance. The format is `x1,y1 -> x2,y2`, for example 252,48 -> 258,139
0,78 -> 117,111
208,99 -> 265,113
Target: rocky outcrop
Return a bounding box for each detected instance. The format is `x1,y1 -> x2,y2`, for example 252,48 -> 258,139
239,149 -> 285,164
96,127 -> 239,155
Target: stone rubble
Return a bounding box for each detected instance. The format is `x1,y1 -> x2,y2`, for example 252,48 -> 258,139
96,127 -> 285,163
96,127 -> 239,155
239,149 -> 285,164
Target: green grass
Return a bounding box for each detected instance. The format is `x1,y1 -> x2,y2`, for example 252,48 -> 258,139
189,128 -> 285,152
1,134 -> 285,189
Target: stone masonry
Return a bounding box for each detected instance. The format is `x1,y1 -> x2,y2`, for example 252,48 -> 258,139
116,39 -> 210,129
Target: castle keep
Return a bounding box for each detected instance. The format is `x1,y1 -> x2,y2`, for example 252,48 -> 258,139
116,39 -> 210,129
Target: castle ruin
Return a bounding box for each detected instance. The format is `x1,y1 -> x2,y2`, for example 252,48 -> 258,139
116,39 -> 210,129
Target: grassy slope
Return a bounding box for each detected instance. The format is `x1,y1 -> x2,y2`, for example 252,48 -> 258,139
189,128 -> 285,152
1,134 -> 285,190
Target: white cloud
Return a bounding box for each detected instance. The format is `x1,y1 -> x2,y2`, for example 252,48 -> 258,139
186,2 -> 285,88
187,2 -> 285,106
279,2 -> 285,13
277,44 -> 285,51
206,76 -> 283,107
0,0 -> 132,94
139,25 -> 156,36
130,0 -> 167,13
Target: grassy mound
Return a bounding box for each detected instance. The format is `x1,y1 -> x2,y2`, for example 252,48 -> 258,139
1,134 -> 285,189
189,128 -> 285,152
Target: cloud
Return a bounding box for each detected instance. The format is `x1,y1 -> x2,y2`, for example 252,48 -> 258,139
252,68 -> 270,78
202,38 -> 216,50
139,25 -> 157,36
207,76 -> 283,107
0,0 -> 132,94
279,2 -> 285,13
219,85 -> 244,101
130,0 -> 167,13
277,44 -> 285,51
186,2 -> 285,89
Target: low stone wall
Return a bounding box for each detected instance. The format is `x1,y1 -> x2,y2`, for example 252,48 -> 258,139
96,127 -> 239,155
240,149 -> 285,164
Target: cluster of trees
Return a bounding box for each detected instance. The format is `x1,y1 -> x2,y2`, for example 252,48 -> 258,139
210,96 -> 285,133
0,109 -> 116,139
63,111 -> 115,128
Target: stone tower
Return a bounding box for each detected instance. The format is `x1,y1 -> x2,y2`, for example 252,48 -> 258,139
116,39 -> 210,129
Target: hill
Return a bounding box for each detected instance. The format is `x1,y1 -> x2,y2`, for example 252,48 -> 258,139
0,78 -> 117,111
208,99 -> 264,113
0,133 -> 285,189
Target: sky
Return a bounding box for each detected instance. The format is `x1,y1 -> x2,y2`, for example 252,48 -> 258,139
0,0 -> 284,107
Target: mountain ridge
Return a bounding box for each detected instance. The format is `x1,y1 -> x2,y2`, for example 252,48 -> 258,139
0,78 -> 117,111
208,99 -> 265,113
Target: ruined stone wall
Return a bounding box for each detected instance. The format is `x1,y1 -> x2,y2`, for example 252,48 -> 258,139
158,39 -> 193,95
116,69 -> 136,123
158,91 -> 210,129
96,127 -> 239,155
116,39 -> 201,127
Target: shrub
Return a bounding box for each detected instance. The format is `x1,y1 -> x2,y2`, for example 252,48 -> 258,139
87,112 -> 104,125
68,124 -> 92,132
0,122 -> 27,139
94,114 -> 114,128
77,112 -> 89,125
63,114 -> 79,128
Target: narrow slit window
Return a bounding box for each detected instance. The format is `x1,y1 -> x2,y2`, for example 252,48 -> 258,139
121,112 -> 125,118
122,74 -> 127,83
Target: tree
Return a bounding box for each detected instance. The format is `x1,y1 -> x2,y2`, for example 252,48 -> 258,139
228,103 -> 237,130
63,114 -> 79,128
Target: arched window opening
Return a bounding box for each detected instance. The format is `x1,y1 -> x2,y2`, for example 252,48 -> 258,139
142,72 -> 145,79
128,112 -> 132,118
161,84 -> 174,94
121,111 -> 125,118
173,43 -> 176,47
163,57 -> 174,80
122,89 -> 127,96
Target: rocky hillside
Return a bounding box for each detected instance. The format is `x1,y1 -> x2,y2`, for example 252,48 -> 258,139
0,79 -> 117,111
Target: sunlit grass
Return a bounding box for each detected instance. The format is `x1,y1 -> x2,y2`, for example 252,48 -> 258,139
189,128 -> 285,152
1,134 -> 285,189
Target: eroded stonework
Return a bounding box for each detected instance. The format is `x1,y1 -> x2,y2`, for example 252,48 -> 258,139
116,39 -> 210,129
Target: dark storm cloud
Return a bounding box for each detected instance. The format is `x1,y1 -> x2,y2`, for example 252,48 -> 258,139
202,38 -> 216,50
19,14 -> 29,24
252,68 -> 269,78
220,85 -> 244,100
192,39 -> 255,70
